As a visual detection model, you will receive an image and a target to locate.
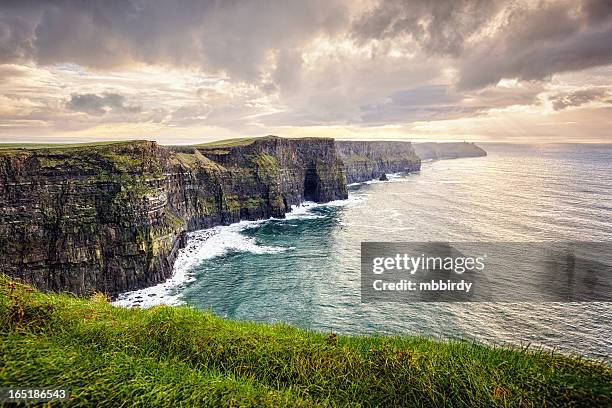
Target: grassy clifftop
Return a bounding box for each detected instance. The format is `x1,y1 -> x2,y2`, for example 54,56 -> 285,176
1,276 -> 610,407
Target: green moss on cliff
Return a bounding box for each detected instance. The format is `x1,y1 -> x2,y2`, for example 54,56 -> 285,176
36,156 -> 83,169
133,209 -> 185,258
162,209 -> 186,230
222,194 -> 242,213
110,174 -> 159,203
171,151 -> 226,172
100,151 -> 146,172
199,196 -> 220,215
270,195 -> 285,209
253,153 -> 279,181
244,197 -> 265,209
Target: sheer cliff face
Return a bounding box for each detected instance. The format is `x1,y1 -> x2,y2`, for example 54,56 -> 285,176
0,137 -> 347,296
336,141 -> 421,184
413,142 -> 487,160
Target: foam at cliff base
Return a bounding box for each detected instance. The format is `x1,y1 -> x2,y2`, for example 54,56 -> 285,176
113,194 -> 363,308
285,194 -> 365,219
113,220 -> 292,308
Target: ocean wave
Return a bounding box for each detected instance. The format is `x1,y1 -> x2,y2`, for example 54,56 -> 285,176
285,202 -> 326,219
285,195 -> 364,219
113,219 -> 293,308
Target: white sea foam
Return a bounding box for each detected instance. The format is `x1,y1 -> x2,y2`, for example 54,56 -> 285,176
113,219 -> 292,308
286,194 -> 365,219
285,202 -> 325,219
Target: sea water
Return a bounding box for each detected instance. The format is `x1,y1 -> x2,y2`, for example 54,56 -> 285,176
115,143 -> 612,360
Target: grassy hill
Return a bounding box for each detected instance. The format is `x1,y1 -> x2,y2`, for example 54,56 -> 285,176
0,141 -> 138,150
1,275 -> 610,407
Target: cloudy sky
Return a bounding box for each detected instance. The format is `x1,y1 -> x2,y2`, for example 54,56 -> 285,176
1,0 -> 611,144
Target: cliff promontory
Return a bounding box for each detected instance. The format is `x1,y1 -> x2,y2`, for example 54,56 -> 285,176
413,142 -> 487,160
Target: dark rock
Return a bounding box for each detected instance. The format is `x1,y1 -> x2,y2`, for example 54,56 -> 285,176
379,173 -> 388,181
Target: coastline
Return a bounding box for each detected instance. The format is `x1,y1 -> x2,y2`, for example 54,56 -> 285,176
112,157 -> 478,307
112,193 -> 367,308
112,169 -> 417,307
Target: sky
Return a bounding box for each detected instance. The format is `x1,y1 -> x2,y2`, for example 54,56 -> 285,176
0,0 -> 611,144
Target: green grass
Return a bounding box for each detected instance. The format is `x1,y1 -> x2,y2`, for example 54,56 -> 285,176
195,137 -> 260,148
0,141 -> 140,150
1,276 -> 610,407
0,135 -> 331,151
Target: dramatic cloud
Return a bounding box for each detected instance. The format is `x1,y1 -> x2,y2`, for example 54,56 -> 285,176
66,93 -> 141,116
457,1 -> 612,89
0,0 -> 348,83
550,87 -> 611,111
359,85 -> 470,124
351,0 -> 504,56
0,0 -> 611,143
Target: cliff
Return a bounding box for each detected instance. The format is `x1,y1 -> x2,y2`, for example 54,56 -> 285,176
413,142 -> 487,160
336,141 -> 421,184
0,136 -> 485,297
0,137 -> 347,296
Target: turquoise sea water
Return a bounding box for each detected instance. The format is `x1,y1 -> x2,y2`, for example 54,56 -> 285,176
116,143 -> 612,360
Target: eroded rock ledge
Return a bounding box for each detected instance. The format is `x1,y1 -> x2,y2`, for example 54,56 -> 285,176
0,136 -> 484,296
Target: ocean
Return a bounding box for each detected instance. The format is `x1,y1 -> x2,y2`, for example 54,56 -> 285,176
115,143 -> 612,360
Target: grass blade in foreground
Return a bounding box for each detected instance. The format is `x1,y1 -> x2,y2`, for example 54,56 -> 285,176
1,276 -> 610,407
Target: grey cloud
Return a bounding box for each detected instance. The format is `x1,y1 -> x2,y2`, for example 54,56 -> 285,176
467,83 -> 545,108
388,85 -> 461,106
457,1 -> 612,89
0,0 -> 348,83
2,0 -> 612,138
359,85 -> 476,124
33,3 -> 133,69
2,0 -> 612,94
357,82 -> 547,125
582,0 -> 612,24
351,0 -> 504,56
0,15 -> 36,63
550,88 -> 610,110
272,50 -> 303,95
352,0 -> 612,89
0,64 -> 28,79
360,104 -> 481,125
66,93 -> 141,116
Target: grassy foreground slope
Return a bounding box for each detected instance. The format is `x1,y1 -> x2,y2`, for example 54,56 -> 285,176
0,276 -> 610,407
